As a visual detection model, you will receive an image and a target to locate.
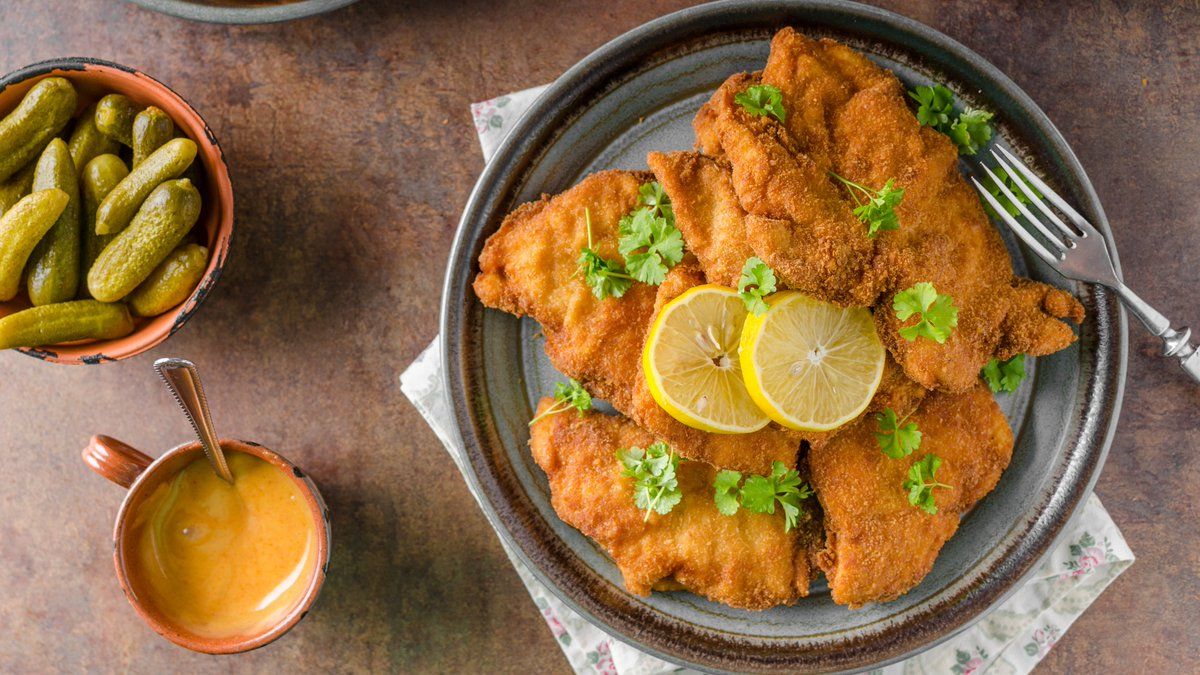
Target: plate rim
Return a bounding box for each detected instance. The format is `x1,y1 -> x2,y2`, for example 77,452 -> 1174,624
122,0 -> 360,24
440,0 -> 1127,671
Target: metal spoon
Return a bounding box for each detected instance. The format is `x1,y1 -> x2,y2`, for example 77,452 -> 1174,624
153,357 -> 234,484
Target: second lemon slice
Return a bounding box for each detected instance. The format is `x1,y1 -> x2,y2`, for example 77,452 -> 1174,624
642,284 -> 770,434
740,291 -> 885,432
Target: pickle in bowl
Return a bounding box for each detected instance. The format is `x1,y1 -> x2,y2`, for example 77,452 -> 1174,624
26,139 -> 82,306
128,243 -> 209,317
0,188 -> 69,301
0,300 -> 134,350
0,77 -> 76,183
88,178 -> 202,303
0,60 -> 229,362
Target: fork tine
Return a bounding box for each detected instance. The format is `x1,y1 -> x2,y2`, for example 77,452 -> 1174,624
972,177 -> 1062,265
996,146 -> 1099,238
978,162 -> 1068,253
990,150 -> 1077,241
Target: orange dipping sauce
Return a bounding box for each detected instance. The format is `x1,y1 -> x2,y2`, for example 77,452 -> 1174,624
124,452 -> 317,639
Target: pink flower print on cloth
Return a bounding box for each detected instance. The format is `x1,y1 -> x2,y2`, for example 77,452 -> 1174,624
585,641 -> 617,675
1062,531 -> 1118,579
1023,625 -> 1061,659
951,647 -> 988,675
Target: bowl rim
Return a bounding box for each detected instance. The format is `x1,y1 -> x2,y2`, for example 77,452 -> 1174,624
122,0 -> 360,25
0,57 -> 234,366
440,0 -> 1127,671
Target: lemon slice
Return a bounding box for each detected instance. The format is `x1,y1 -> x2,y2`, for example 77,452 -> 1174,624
642,285 -> 770,434
740,291 -> 885,432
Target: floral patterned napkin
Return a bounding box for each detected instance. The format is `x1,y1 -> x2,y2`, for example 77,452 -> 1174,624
399,86 -> 1134,675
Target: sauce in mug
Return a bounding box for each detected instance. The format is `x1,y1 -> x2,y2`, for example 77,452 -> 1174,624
124,451 -> 317,639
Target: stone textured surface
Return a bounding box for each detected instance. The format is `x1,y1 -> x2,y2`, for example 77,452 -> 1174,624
0,0 -> 1195,672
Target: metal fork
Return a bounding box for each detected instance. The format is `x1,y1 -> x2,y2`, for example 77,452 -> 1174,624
972,146 -> 1200,384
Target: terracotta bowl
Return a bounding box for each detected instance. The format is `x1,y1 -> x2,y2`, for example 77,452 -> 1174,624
82,436 -> 331,654
0,58 -> 233,365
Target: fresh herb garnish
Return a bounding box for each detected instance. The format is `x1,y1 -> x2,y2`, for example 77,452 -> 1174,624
829,172 -> 905,238
875,408 -> 922,459
893,282 -> 959,344
712,461 -> 814,532
576,208 -> 633,299
713,469 -> 743,516
983,166 -> 1042,218
617,182 -> 684,285
734,84 -> 787,123
981,354 -> 1026,393
737,257 -> 777,315
634,181 -> 672,220
949,107 -> 994,156
907,84 -> 995,155
909,85 -> 955,130
617,442 -> 682,520
528,379 -> 593,426
903,454 -> 951,514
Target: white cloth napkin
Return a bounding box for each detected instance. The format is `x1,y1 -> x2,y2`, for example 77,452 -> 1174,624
400,85 -> 1135,675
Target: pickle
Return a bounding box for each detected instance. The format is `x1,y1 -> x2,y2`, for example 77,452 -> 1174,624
128,243 -> 208,317
0,299 -> 133,350
0,77 -> 77,183
80,154 -> 129,286
94,94 -> 137,147
0,189 -> 68,301
67,102 -> 121,175
131,106 -> 174,167
88,178 -> 201,302
26,139 -> 82,305
0,160 -> 36,216
94,137 -> 196,236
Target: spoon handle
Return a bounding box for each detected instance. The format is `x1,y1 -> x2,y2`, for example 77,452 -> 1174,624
153,357 -> 234,484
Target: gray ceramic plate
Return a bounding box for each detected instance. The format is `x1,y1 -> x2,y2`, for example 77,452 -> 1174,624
441,1 -> 1126,672
124,0 -> 358,24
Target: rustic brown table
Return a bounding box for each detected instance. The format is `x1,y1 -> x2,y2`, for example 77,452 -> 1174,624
0,0 -> 1195,672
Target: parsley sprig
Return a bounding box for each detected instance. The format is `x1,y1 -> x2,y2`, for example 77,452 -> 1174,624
909,85 -> 955,129
893,282 -> 959,344
829,172 -> 905,238
734,84 -> 787,123
903,454 -> 951,514
982,354 -> 1025,393
576,208 -> 633,299
949,108 -> 994,156
528,379 -> 593,426
875,408 -> 922,459
617,182 -> 684,285
737,257 -> 777,315
908,84 -> 995,156
712,462 -> 814,532
983,167 -> 1042,218
713,470 -> 743,516
617,442 -> 683,520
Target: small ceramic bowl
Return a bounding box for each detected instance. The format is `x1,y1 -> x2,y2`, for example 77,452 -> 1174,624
0,58 -> 234,365
82,435 -> 331,654
124,0 -> 360,25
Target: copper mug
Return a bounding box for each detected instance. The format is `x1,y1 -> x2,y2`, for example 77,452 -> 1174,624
83,435 -> 331,654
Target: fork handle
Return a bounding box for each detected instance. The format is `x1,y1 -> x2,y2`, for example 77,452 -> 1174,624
1112,283 -> 1200,383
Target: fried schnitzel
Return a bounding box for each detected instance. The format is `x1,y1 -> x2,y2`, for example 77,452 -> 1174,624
808,383 -> 1013,607
645,151 -> 755,288
472,28 -> 1084,615
474,170 -> 800,474
529,399 -> 820,609
475,168 -> 929,471
690,30 -> 1084,391
691,72 -> 885,307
